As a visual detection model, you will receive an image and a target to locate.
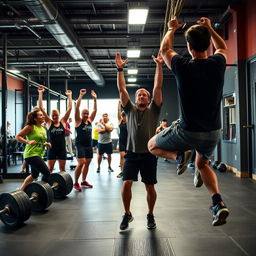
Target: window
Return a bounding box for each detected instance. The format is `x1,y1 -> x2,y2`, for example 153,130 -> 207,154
223,93 -> 236,142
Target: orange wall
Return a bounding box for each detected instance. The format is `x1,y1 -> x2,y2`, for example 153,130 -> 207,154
0,71 -> 24,91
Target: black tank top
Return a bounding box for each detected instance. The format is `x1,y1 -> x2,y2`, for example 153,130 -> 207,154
48,122 -> 66,150
119,121 -> 128,146
75,120 -> 92,147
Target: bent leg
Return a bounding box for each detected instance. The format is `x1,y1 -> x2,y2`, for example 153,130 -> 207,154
195,153 -> 219,195
148,135 -> 178,159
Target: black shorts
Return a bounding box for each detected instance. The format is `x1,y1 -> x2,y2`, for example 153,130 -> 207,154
119,143 -> 127,152
123,151 -> 157,185
47,148 -> 66,160
98,142 -> 113,155
76,145 -> 93,159
92,139 -> 98,148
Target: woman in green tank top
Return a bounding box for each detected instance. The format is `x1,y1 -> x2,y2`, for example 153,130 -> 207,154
16,108 -> 51,190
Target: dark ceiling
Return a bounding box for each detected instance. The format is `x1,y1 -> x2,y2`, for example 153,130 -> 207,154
0,0 -> 240,87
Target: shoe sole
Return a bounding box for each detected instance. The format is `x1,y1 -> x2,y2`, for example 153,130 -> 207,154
177,151 -> 192,175
120,217 -> 134,230
73,188 -> 81,192
212,209 -> 229,226
81,185 -> 93,188
147,225 -> 156,229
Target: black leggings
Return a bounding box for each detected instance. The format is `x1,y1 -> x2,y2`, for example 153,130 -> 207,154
25,156 -> 50,182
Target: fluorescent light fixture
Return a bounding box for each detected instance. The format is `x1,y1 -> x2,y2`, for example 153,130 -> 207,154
65,47 -> 83,60
127,49 -> 140,58
127,77 -> 137,83
128,8 -> 149,25
8,69 -> 20,74
128,69 -> 138,75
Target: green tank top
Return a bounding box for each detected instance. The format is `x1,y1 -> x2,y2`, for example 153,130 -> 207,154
24,125 -> 47,159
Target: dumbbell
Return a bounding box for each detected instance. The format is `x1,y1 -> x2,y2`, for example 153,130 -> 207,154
0,186 -> 50,227
212,160 -> 220,169
24,172 -> 73,212
217,162 -> 227,173
0,172 -> 73,227
0,190 -> 32,227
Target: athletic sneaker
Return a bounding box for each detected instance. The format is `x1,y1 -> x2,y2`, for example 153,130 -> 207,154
120,213 -> 134,230
176,150 -> 192,175
147,214 -> 156,229
108,167 -> 114,172
96,167 -> 100,173
188,162 -> 195,169
210,202 -> 229,226
117,172 -> 123,178
73,183 -> 82,192
194,168 -> 203,188
81,181 -> 93,188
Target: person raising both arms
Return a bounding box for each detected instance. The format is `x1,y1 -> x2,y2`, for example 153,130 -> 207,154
73,89 -> 97,191
148,16 -> 229,226
38,86 -> 73,173
16,108 -> 51,190
116,52 -> 163,230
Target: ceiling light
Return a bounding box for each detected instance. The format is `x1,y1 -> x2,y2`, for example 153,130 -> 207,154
128,8 -> 149,25
127,49 -> 140,58
127,77 -> 137,83
8,69 -> 20,74
128,69 -> 138,75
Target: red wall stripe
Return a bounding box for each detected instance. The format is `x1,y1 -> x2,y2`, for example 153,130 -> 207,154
0,71 -> 24,91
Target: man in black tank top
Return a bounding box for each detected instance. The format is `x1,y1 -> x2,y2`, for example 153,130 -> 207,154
73,89 -> 97,191
148,17 -> 229,226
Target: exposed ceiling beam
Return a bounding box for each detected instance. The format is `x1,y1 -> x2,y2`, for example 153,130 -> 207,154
23,0 -> 105,86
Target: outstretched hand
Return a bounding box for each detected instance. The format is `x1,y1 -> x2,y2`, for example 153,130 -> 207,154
115,52 -> 128,69
91,90 -> 97,99
80,89 -> 87,96
197,17 -> 212,29
152,52 -> 164,65
168,16 -> 185,31
38,86 -> 45,93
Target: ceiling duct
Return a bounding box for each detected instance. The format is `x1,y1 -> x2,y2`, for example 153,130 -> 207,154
23,0 -> 104,86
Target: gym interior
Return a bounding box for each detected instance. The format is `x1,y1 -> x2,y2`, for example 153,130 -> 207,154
0,0 -> 256,255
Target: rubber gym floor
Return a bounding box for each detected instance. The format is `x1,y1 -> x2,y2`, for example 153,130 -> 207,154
0,153 -> 256,256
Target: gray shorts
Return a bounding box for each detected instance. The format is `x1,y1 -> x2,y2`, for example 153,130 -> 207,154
155,123 -> 220,160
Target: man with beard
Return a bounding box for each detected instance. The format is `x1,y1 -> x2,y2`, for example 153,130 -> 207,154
115,52 -> 163,230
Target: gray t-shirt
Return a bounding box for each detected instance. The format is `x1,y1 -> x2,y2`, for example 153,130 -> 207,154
123,100 -> 161,153
97,122 -> 113,144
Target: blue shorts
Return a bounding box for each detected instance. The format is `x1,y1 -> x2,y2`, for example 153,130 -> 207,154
123,151 -> 157,185
98,142 -> 113,155
155,123 -> 220,160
